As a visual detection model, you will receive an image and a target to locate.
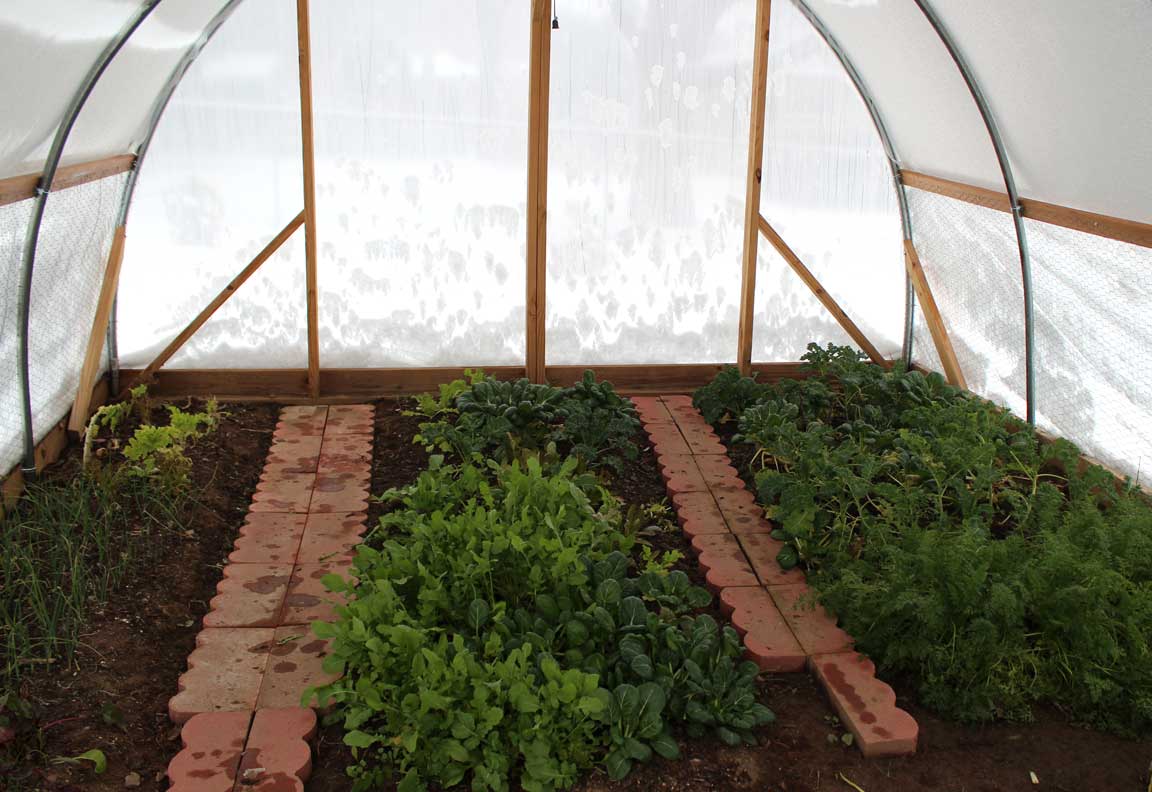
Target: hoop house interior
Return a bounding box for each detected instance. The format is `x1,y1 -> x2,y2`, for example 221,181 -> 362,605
2,0 -> 1150,486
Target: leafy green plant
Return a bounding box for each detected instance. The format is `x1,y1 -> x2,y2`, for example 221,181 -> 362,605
691,366 -> 770,424
414,371 -> 642,473
554,372 -> 640,473
697,343 -> 1152,732
314,455 -> 775,790
406,369 -> 487,420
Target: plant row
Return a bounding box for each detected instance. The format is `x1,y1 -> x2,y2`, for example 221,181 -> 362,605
694,344 -> 1152,733
311,373 -> 775,792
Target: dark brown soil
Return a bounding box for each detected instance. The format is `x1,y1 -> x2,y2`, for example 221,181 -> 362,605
8,401 -> 1145,792
1,401 -> 279,792
312,412 -> 1152,792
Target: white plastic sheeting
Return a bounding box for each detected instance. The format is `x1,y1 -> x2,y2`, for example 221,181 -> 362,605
927,0 -> 1152,223
0,0 -> 138,177
310,0 -> 530,367
545,0 -> 749,364
116,0 -> 307,369
0,1 -> 238,179
119,0 -> 532,369
754,0 -> 903,361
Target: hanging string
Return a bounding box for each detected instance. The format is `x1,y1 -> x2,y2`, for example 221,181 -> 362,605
552,0 -> 559,29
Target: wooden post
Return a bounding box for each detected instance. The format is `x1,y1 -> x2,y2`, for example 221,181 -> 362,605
737,0 -> 772,376
127,212 -> 306,392
525,0 -> 552,383
758,216 -> 888,366
68,224 -> 127,433
297,0 -> 320,399
904,239 -> 966,388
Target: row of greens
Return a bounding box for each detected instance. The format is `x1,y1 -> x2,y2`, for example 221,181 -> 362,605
311,373 -> 774,792
695,344 -> 1152,733
2,388 -> 219,692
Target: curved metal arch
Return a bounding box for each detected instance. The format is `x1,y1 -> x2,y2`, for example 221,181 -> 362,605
912,0 -> 1035,424
790,0 -> 918,366
16,0 -> 161,475
105,0 -> 250,393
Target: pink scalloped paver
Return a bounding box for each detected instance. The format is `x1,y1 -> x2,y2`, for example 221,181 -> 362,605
229,514 -> 307,565
769,583 -> 853,656
691,534 -> 759,589
657,395 -> 918,756
658,454 -> 709,494
671,491 -> 729,537
719,505 -> 773,535
318,434 -> 373,471
323,405 -> 375,436
256,628 -> 340,709
676,426 -> 727,456
280,563 -> 351,625
307,472 -> 370,513
274,406 -> 328,438
236,708 -> 317,791
250,472 -> 316,514
265,435 -> 323,473
203,564 -> 294,628
690,454 -> 743,486
296,512 -> 367,564
170,628 -> 275,723
632,397 -> 675,424
645,423 -> 691,457
738,533 -> 806,585
811,652 -> 919,756
710,485 -> 757,509
720,587 -> 806,672
166,710 -> 251,792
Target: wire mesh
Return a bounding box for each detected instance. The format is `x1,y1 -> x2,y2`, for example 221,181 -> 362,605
0,174 -> 125,475
1028,219 -> 1152,481
0,198 -> 36,474
906,187 -> 1026,417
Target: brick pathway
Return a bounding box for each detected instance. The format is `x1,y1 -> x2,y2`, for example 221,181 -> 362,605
167,405 -> 374,791
633,396 -> 918,757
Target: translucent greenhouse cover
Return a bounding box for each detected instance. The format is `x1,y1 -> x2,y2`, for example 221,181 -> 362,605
1,0 -> 1151,481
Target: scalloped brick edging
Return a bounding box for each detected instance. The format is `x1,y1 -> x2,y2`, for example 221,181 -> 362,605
167,404 -> 374,789
634,395 -> 919,757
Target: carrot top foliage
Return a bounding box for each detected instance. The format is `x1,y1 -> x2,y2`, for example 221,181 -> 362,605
696,344 -> 1152,733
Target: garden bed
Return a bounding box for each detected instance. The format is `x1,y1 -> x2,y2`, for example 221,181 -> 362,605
3,383 -> 1148,792
307,396 -> 1149,792
1,400 -> 279,791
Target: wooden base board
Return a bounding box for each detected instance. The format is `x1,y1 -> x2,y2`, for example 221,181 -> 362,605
122,363 -> 830,401
1,378 -> 110,517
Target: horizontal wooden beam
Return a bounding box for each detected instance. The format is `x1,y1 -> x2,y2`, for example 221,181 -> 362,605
0,154 -> 136,208
119,367 -> 529,401
901,170 -> 1152,249
115,363 -> 855,402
